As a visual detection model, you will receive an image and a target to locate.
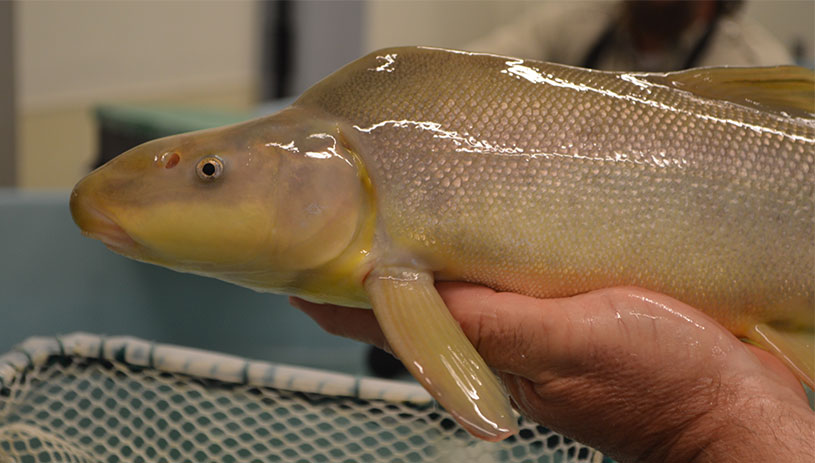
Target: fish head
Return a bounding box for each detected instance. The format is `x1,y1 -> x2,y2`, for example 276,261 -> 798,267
70,107 -> 369,292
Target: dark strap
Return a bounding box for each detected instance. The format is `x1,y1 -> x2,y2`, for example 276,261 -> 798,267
581,23 -> 616,69
581,0 -> 726,71
682,0 -> 726,69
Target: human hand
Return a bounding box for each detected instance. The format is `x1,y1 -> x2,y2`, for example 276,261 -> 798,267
290,284 -> 814,462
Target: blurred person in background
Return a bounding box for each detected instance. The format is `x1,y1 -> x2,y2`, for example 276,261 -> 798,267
467,0 -> 793,71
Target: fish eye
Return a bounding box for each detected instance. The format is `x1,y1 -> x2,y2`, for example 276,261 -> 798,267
196,156 -> 224,181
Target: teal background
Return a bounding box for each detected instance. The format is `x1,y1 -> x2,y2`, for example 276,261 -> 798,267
0,189 -> 369,374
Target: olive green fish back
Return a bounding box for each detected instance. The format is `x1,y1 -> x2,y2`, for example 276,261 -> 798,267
296,47 -> 814,336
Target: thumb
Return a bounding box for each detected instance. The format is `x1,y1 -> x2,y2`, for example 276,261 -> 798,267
436,283 -> 803,461
437,283 -> 747,382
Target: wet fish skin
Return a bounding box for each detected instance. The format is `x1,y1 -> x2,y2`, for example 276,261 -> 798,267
297,47 -> 813,335
70,46 -> 815,441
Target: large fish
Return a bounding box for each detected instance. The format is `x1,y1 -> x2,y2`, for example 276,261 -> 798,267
70,47 -> 814,441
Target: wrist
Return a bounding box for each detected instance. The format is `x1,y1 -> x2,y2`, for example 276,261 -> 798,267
667,379 -> 814,463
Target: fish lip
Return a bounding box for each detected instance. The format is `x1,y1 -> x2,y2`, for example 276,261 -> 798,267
75,202 -> 140,254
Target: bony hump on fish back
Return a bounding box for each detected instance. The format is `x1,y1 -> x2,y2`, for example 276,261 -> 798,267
71,46 -> 815,442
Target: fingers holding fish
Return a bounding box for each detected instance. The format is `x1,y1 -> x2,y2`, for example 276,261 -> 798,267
442,284 -> 807,401
293,284 -> 806,401
436,284 -> 814,461
288,297 -> 388,351
294,284 -> 814,461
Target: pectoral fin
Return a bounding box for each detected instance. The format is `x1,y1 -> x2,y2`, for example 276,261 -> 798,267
746,323 -> 814,388
364,267 -> 517,441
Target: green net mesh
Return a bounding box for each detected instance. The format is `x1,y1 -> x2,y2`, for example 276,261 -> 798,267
0,334 -> 603,463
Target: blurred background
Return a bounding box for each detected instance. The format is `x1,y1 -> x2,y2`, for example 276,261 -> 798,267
0,0 -> 813,375
3,0 -> 813,190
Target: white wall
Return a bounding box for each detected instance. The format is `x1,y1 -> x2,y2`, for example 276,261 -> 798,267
16,0 -> 261,188
14,0 -> 814,189
365,0 -> 814,64
743,0 -> 814,65
17,0 -> 260,110
365,1 -> 532,52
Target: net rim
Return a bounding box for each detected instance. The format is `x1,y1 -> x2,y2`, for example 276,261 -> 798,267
0,332 -> 433,405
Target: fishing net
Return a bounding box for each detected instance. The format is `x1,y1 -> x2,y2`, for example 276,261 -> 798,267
0,334 -> 604,463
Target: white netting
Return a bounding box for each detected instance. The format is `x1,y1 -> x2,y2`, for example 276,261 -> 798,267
0,334 -> 603,463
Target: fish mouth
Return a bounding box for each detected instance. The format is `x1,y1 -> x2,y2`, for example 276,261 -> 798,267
70,190 -> 139,254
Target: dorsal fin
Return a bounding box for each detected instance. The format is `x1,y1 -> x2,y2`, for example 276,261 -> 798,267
643,66 -> 815,119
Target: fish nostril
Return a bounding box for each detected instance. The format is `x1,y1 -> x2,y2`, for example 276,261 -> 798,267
155,152 -> 180,169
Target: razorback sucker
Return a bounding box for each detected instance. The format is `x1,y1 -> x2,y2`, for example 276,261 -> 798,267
71,46 -> 814,441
